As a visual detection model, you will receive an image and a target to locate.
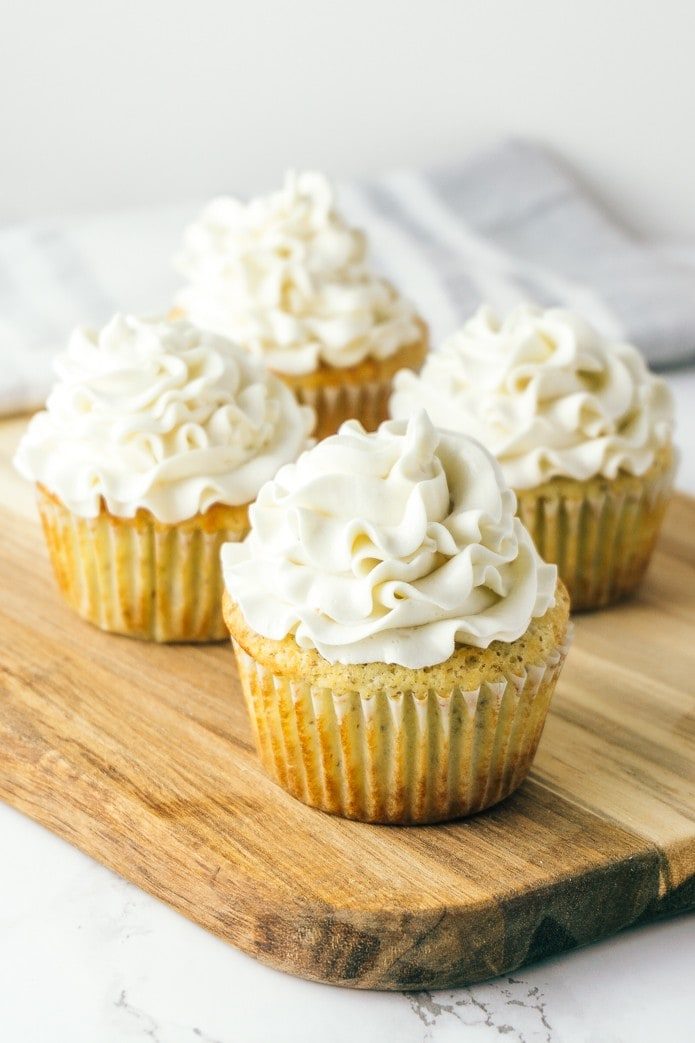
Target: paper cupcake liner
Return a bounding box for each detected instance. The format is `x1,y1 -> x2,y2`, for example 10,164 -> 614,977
37,487 -> 248,642
516,456 -> 675,611
231,636 -> 571,824
292,377 -> 392,441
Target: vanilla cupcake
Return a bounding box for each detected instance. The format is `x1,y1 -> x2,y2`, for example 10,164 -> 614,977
173,171 -> 428,439
15,314 -> 314,642
391,305 -> 676,610
222,412 -> 570,824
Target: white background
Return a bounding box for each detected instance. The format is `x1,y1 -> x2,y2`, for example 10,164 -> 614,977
2,0 -> 695,238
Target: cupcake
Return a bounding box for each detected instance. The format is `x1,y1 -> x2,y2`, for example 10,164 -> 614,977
221,412 -> 570,824
172,171 -> 428,439
14,314 -> 314,642
391,305 -> 676,610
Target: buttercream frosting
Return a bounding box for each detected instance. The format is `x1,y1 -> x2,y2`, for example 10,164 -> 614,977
390,304 -> 674,489
174,171 -> 420,376
14,314 -> 314,523
221,412 -> 556,668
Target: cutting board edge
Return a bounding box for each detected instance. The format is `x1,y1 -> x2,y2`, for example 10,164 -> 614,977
0,768 -> 682,991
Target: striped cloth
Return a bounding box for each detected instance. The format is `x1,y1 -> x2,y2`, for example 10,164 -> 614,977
3,139 -> 695,416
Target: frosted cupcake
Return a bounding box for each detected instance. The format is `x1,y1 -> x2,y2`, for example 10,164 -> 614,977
222,412 -> 570,824
391,305 -> 676,610
173,171 -> 428,439
15,314 -> 314,642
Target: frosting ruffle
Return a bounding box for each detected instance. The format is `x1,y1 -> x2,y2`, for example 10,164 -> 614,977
391,304 -> 674,489
222,412 -> 557,668
174,171 -> 420,376
15,314 -> 314,522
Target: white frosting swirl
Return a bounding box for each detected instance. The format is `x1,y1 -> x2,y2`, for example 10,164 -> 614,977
15,314 -> 314,523
390,304 -> 674,489
222,412 -> 556,669
174,171 -> 420,376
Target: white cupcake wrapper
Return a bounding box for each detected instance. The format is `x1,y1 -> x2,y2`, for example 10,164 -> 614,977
232,633 -> 571,824
38,489 -> 246,642
292,378 -> 390,440
517,460 -> 675,610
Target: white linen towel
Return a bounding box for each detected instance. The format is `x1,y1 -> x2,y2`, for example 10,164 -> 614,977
2,138 -> 694,416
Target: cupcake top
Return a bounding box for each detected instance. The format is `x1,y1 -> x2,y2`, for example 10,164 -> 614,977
390,304 -> 674,490
174,171 -> 420,376
15,314 -> 314,523
221,411 -> 556,669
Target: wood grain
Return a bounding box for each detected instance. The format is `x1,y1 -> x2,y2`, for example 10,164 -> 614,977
0,417 -> 694,990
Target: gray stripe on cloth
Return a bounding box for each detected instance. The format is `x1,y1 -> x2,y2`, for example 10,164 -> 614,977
2,139 -> 695,418
424,140 -> 695,368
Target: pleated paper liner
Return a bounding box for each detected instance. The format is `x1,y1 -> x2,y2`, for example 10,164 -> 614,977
291,378 -> 393,441
275,324 -> 429,440
516,445 -> 676,611
231,633 -> 571,824
37,484 -> 249,642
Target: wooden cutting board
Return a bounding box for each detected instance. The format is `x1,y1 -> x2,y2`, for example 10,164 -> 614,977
0,416 -> 694,991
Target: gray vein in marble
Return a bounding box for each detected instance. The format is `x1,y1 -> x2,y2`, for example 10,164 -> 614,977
115,990 -> 163,1043
407,975 -> 553,1042
192,1026 -> 225,1043
114,990 -> 231,1043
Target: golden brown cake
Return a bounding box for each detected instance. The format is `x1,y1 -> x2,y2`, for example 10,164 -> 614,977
224,584 -> 570,823
516,444 -> 675,610
221,412 -> 571,823
391,304 -> 676,610
39,484 -> 248,641
14,314 -> 313,641
280,321 -> 428,439
172,171 -> 428,438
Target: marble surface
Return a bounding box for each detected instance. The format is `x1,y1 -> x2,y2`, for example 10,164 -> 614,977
2,369 -> 694,1043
